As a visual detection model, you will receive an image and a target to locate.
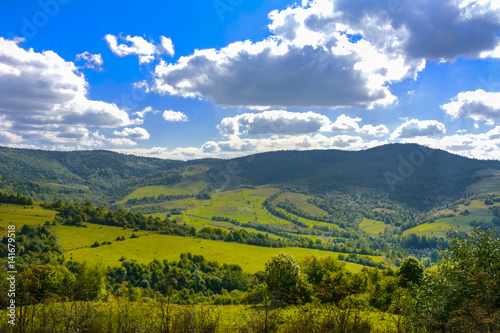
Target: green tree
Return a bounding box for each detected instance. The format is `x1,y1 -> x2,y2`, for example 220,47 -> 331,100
403,227 -> 500,332
398,256 -> 425,286
265,253 -> 303,305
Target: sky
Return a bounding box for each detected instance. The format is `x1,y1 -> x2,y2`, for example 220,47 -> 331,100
0,0 -> 500,160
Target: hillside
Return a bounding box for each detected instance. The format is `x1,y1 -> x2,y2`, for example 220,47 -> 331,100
1,144 -> 499,209
0,146 -> 216,204
208,144 -> 500,209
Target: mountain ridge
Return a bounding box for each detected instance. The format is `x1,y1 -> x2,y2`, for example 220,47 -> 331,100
1,144 -> 499,209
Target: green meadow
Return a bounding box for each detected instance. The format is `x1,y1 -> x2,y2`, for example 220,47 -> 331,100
466,168 -> 500,195
118,166 -> 210,204
62,224 -> 382,273
359,218 -> 395,235
0,203 -> 56,230
0,202 -> 383,274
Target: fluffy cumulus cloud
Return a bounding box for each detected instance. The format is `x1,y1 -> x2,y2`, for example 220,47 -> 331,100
151,0 -> 500,109
391,119 -> 447,139
115,134 -> 385,160
217,111 -> 388,137
162,110 -> 188,122
360,124 -> 389,137
328,114 -> 361,132
75,51 -> 103,71
0,38 -> 138,148
331,0 -> 500,61
105,34 -> 175,64
112,127 -> 150,140
217,110 -> 331,136
399,126 -> 500,160
108,138 -> 137,147
441,89 -> 500,124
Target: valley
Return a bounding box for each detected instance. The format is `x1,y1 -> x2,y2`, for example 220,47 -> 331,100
1,144 -> 500,332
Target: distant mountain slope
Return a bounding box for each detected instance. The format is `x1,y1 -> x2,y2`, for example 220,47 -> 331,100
211,144 -> 500,209
1,144 -> 499,209
0,146 -> 215,203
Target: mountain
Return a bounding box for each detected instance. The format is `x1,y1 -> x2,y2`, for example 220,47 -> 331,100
215,144 -> 500,209
1,144 -> 499,209
0,146 -> 215,204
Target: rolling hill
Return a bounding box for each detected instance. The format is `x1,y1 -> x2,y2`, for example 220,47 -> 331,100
1,144 -> 499,209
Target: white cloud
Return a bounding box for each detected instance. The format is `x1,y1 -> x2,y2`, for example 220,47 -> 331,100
441,89 -> 500,124
360,124 -> 390,137
0,38 -> 136,147
162,110 -> 188,122
115,134 -> 386,160
105,34 -> 175,64
112,127 -> 150,140
217,111 -> 390,137
0,130 -> 23,144
151,0 -> 500,109
108,138 -> 137,147
329,114 -> 361,132
399,126 -> 500,160
218,110 -> 331,136
75,51 -> 103,71
160,36 -> 175,57
391,119 -> 447,139
133,106 -> 159,118
329,0 -> 500,61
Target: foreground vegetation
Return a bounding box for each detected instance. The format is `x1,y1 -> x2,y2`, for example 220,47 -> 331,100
1,211 -> 499,331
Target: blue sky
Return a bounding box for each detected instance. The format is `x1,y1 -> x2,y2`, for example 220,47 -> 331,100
0,0 -> 500,160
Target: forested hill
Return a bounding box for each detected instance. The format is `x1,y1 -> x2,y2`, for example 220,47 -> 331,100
0,146 -> 216,203
210,144 -> 500,209
1,144 -> 499,209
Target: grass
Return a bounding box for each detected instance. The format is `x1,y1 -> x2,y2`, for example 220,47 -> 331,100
405,215 -> 497,238
359,218 -> 394,235
0,300 -> 402,333
0,203 -> 56,231
118,166 -> 210,204
1,201 -> 385,274
274,192 -> 329,216
62,223 -> 381,273
56,223 -> 151,251
466,168 -> 500,195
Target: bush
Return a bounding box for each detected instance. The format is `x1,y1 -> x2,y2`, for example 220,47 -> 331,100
403,227 -> 500,332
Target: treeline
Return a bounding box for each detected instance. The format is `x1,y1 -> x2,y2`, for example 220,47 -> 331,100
400,233 -> 443,250
276,199 -> 335,223
108,253 -> 258,304
123,193 -> 193,207
211,216 -> 241,225
263,195 -> 308,228
0,191 -> 34,206
337,253 -> 380,268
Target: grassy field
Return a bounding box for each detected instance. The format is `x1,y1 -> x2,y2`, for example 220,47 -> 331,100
405,214 -> 498,238
0,202 -> 384,274
466,168 -> 500,195
0,203 -> 56,231
274,192 -> 329,216
118,166 -> 210,204
63,226 -> 382,273
405,198 -> 500,238
359,218 -> 394,235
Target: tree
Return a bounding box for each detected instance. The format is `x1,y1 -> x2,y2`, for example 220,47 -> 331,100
265,253 -> 302,305
403,227 -> 500,332
398,256 -> 424,286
